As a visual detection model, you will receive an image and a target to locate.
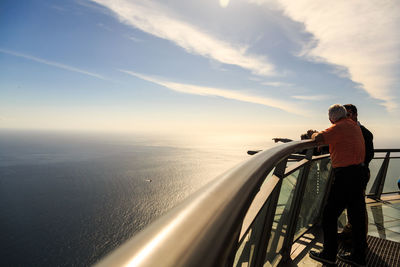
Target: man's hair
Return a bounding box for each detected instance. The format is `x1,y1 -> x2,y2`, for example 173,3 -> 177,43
343,104 -> 357,115
328,104 -> 347,122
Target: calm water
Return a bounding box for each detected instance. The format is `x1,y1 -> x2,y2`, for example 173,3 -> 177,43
0,130 -> 253,266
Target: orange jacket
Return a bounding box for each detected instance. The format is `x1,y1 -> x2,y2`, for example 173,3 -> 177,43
320,118 -> 365,168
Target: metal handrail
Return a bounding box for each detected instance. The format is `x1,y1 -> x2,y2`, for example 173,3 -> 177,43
374,149 -> 400,153
96,142 -> 400,267
95,140 -> 318,267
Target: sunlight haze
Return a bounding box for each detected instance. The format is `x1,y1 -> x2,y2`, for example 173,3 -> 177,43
1,0 -> 399,147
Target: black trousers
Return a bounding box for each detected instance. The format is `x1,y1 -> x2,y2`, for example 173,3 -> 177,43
322,164 -> 367,258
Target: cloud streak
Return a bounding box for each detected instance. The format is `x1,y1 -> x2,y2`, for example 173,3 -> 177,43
251,0 -> 400,110
261,81 -> 293,87
292,95 -> 333,101
91,0 -> 275,76
120,69 -> 308,116
0,48 -> 105,80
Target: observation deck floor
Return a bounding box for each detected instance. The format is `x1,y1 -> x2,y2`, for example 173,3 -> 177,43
286,194 -> 400,266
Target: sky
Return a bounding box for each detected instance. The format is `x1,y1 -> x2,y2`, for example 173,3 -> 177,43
1,0 -> 399,147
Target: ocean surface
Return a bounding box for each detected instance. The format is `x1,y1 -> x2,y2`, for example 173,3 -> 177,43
0,130 -> 262,266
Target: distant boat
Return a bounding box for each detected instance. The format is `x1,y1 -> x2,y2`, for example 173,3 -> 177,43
145,179 -> 152,182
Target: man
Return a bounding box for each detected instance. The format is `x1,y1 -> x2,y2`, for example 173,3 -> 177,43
309,104 -> 367,266
344,104 -> 374,178
340,104 -> 374,242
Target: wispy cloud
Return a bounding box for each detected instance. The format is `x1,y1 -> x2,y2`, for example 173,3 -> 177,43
51,5 -> 67,12
248,77 -> 293,87
261,81 -> 293,87
97,22 -> 113,32
90,0 -> 275,76
292,95 -> 333,101
250,0 -> 400,110
126,35 -> 143,43
0,48 -> 105,80
120,69 -> 308,116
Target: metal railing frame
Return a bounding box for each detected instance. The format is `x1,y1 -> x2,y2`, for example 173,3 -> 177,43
257,151 -> 333,265
96,143 -> 399,267
368,149 -> 400,199
251,158 -> 288,267
280,149 -> 314,261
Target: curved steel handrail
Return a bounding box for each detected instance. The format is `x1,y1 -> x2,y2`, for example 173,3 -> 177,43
374,149 -> 400,153
95,140 -> 318,267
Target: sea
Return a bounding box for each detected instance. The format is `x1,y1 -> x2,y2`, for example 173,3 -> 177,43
0,130 -> 269,266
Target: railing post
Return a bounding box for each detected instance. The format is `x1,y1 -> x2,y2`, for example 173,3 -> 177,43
279,149 -> 314,263
369,152 -> 390,200
251,158 -> 288,267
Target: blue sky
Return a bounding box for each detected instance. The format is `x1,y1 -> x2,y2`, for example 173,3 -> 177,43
1,0 -> 399,147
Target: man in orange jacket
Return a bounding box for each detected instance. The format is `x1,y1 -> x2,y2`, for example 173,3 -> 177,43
309,104 -> 367,267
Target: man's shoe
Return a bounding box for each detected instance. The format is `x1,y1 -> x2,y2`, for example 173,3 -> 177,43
309,251 -> 336,265
337,252 -> 366,267
338,235 -> 353,248
338,231 -> 352,241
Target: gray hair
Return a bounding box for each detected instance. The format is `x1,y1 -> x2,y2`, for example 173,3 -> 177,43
328,104 -> 347,122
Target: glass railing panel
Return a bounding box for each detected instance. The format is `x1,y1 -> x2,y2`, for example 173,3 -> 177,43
383,158 -> 400,193
233,168 -> 276,267
263,168 -> 302,266
366,158 -> 384,193
286,154 -> 305,167
294,158 -> 332,240
233,196 -> 272,267
238,168 -> 276,240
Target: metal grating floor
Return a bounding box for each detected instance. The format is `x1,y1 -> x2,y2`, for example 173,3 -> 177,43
290,197 -> 400,266
336,235 -> 400,267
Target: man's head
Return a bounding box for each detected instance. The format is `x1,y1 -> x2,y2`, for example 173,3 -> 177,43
306,129 -> 317,138
328,104 -> 347,123
344,104 -> 358,122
